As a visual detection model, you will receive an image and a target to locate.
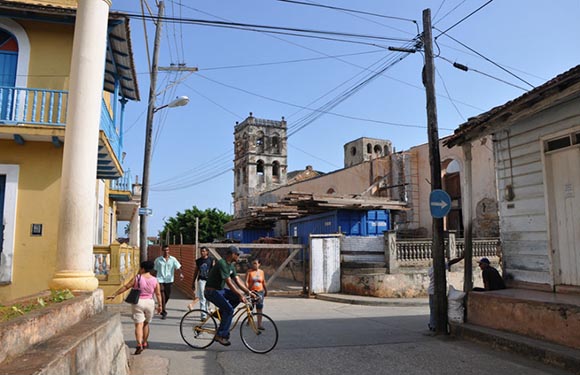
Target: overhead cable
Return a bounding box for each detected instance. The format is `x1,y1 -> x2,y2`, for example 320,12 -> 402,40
123,12 -> 414,43
435,0 -> 494,38
435,30 -> 535,89
275,0 -> 417,23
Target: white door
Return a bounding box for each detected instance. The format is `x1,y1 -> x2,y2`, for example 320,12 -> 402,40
546,147 -> 580,286
309,234 -> 341,293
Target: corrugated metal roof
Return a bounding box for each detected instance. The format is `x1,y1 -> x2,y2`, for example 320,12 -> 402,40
445,64 -> 580,148
106,13 -> 140,101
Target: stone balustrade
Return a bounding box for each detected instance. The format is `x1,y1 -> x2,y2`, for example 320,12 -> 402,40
93,243 -> 139,303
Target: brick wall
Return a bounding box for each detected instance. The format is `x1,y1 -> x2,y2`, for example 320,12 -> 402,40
148,245 -> 196,299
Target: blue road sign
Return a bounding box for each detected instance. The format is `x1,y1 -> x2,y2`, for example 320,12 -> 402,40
139,207 -> 153,216
429,189 -> 452,218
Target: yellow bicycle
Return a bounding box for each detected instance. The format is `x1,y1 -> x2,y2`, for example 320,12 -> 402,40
179,296 -> 278,354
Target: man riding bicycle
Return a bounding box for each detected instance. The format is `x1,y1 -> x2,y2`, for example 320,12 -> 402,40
204,245 -> 254,346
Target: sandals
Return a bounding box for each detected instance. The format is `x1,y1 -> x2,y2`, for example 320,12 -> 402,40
134,345 -> 144,355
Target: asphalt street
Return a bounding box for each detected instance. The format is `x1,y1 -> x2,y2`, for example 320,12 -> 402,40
117,289 -> 570,375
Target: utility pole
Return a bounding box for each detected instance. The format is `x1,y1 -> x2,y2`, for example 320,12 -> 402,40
139,1 -> 164,262
422,8 -> 447,334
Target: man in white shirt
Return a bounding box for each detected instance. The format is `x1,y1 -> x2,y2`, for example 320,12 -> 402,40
154,246 -> 183,319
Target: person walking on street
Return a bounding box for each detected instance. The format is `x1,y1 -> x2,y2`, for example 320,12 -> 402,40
473,257 -> 506,291
204,245 -> 254,346
246,257 -> 267,329
108,260 -> 162,355
154,245 -> 184,319
188,246 -> 215,317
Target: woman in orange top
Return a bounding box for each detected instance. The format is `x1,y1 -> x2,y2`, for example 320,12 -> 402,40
246,258 -> 267,329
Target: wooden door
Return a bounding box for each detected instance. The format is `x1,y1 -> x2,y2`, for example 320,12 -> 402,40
546,147 -> 580,286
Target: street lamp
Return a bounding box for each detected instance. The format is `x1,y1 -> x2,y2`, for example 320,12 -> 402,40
153,95 -> 189,113
139,95 -> 189,261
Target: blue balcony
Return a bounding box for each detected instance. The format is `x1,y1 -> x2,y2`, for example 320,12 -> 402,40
110,169 -> 133,201
0,86 -> 123,179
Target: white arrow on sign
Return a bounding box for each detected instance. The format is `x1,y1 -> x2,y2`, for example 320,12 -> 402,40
430,200 -> 448,209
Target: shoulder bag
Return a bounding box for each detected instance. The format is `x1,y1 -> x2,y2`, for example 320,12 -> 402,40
124,275 -> 141,304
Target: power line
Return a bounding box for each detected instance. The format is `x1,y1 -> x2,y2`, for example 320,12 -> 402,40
287,51 -> 415,137
435,30 -> 535,89
435,67 -> 465,121
275,0 -> 417,23
288,143 -> 342,170
435,0 -> 494,38
139,0 -> 152,76
123,12 -> 414,43
433,0 -> 448,20
433,0 -> 468,25
199,50 -> 385,71
195,71 -> 442,130
438,55 -> 528,91
183,82 -> 243,119
151,168 -> 231,191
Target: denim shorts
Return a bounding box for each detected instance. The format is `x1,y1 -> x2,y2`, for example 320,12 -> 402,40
253,290 -> 265,309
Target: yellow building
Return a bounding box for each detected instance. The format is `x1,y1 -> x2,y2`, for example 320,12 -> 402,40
0,0 -> 141,302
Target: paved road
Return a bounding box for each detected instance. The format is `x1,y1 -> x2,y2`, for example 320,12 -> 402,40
118,290 -> 568,375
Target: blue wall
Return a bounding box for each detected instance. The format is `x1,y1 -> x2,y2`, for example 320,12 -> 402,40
288,209 -> 390,246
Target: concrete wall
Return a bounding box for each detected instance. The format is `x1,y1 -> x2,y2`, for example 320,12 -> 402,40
467,290 -> 580,349
0,289 -> 128,375
342,265 -> 486,298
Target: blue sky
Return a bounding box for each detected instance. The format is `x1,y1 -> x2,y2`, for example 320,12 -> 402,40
111,0 -> 580,236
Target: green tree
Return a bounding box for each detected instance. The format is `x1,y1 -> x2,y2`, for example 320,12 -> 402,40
159,206 -> 232,244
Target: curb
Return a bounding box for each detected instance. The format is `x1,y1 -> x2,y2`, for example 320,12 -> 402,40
451,323 -> 580,374
315,293 -> 429,307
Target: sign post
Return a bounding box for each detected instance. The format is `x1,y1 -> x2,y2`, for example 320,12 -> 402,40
139,207 -> 153,216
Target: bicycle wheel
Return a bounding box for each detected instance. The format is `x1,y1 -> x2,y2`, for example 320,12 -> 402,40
240,312 -> 278,354
180,309 -> 217,349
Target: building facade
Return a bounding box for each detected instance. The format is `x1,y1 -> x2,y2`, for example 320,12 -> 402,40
446,64 -> 580,291
0,1 -> 140,301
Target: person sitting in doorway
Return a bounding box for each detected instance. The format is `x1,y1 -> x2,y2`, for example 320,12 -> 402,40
473,257 -> 506,291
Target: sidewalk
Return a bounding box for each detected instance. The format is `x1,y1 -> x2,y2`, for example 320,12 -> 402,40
316,293 -> 428,307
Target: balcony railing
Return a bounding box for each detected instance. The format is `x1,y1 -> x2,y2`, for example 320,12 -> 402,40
0,86 -> 121,161
93,243 -> 140,303
110,169 -> 132,192
0,86 -> 68,125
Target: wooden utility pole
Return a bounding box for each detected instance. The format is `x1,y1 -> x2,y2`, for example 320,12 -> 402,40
422,8 -> 448,334
139,1 -> 164,262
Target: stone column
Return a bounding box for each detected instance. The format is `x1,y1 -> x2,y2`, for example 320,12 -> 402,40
385,230 -> 399,274
462,142 -> 474,292
129,210 -> 140,248
51,0 -> 112,291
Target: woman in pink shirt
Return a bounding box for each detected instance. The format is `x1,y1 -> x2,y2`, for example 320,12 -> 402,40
108,260 -> 162,354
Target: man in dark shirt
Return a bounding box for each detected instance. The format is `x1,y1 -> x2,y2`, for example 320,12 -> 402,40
188,246 -> 215,316
474,257 -> 506,291
204,246 -> 253,346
